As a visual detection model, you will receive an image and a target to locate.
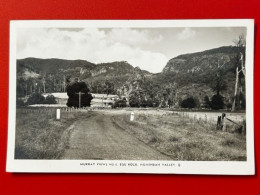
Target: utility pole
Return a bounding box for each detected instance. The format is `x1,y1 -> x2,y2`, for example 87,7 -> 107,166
63,75 -> 66,92
42,75 -> 46,93
75,91 -> 85,108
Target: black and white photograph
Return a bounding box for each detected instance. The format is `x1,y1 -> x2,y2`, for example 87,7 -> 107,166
7,20 -> 255,174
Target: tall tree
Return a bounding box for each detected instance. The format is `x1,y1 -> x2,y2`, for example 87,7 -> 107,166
232,34 -> 246,112
210,70 -> 227,96
104,80 -> 114,95
66,81 -> 93,107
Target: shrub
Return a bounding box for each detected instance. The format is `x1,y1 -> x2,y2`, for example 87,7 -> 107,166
44,95 -> 57,104
168,136 -> 179,142
181,97 -> 196,109
129,91 -> 143,107
17,98 -> 26,107
160,100 -> 167,108
114,99 -> 127,108
27,93 -> 45,105
201,96 -> 211,109
129,96 -> 140,107
211,94 -> 224,110
66,81 -> 93,107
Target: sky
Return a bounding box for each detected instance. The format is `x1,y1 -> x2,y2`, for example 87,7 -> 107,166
17,27 -> 246,73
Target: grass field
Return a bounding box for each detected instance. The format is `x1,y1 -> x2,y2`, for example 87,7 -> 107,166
112,110 -> 246,161
15,108 -> 88,159
15,107 -> 246,161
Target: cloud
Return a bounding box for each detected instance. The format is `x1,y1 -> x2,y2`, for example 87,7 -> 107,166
107,28 -> 163,46
16,28 -> 167,73
176,27 -> 196,40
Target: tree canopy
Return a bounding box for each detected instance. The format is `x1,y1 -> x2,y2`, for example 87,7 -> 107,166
66,81 -> 93,107
211,94 -> 225,110
181,97 -> 196,109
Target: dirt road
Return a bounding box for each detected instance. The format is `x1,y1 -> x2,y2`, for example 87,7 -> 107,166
62,111 -> 171,160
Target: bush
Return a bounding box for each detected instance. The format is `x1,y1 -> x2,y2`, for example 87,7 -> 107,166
211,94 -> 224,110
181,97 -> 196,109
201,96 -> 211,109
129,90 -> 160,108
160,100 -> 167,108
27,93 -> 45,105
129,91 -> 144,107
114,99 -> 127,108
44,95 -> 57,104
129,96 -> 140,107
168,99 -> 174,108
66,81 -> 93,107
146,98 -> 158,107
17,98 -> 26,107
226,102 -> 232,110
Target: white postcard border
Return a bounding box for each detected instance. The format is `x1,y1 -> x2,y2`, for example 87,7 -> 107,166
6,19 -> 255,174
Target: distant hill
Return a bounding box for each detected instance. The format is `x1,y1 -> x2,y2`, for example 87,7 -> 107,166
16,58 -> 151,97
17,58 -> 135,80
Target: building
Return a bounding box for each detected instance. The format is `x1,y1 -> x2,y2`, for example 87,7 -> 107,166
43,92 -> 119,108
91,94 -> 119,108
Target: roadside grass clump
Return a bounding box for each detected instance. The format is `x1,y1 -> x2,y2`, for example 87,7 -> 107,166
113,110 -> 246,161
164,141 -> 214,161
222,139 -> 236,147
168,136 -> 179,142
15,108 -> 88,159
148,137 -> 161,144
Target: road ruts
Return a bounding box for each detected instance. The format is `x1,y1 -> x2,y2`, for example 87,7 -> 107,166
62,111 -> 171,160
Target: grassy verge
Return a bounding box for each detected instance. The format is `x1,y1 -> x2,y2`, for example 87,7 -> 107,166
113,112 -> 246,161
15,108 -> 87,159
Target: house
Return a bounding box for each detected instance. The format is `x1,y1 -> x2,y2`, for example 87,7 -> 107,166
43,92 -> 119,108
90,93 -> 119,108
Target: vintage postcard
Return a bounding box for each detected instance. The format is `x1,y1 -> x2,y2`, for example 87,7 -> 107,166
6,20 -> 255,174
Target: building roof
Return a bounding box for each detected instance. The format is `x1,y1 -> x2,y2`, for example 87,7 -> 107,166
42,93 -> 118,99
92,99 -> 114,103
91,93 -> 119,98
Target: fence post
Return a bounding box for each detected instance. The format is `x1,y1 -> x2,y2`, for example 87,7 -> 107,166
221,113 -> 226,131
242,124 -> 246,136
194,114 -> 196,122
222,117 -> 227,131
130,112 -> 135,121
56,109 -> 60,120
216,116 -> 221,130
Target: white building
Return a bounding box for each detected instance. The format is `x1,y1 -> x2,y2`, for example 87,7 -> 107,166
91,94 -> 119,108
43,92 -> 119,108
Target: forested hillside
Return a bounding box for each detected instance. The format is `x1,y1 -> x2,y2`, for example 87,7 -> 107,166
16,58 -> 143,96
156,46 -> 246,108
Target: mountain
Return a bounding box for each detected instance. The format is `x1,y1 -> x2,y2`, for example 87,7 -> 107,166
151,46 -> 245,107
17,58 -> 134,80
16,58 -> 151,97
16,46 -> 245,108
163,46 -> 243,74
